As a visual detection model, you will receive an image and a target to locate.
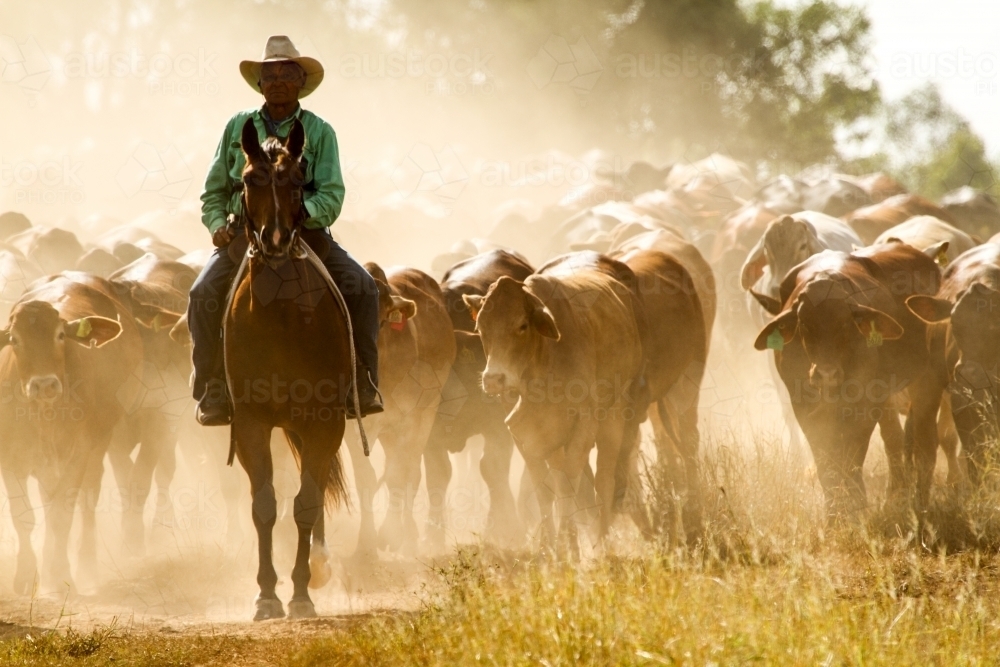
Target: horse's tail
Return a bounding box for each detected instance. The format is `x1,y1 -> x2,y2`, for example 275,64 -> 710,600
283,430 -> 351,511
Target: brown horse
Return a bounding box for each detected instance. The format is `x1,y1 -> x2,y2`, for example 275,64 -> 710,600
225,118 -> 352,621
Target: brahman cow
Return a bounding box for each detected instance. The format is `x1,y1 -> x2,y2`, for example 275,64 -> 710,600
424,249 -> 534,549
343,263 -> 456,558
105,255 -> 195,555
615,247 -> 712,542
906,243 -> 1000,485
464,255 -> 644,555
753,244 -> 946,515
873,216 -> 977,267
741,211 -> 863,297
843,194 -> 957,245
0,274 -> 145,593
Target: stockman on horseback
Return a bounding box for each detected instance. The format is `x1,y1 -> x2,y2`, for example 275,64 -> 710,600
189,35 -> 382,426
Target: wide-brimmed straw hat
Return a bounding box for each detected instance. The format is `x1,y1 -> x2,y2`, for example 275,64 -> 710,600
239,36 -> 324,98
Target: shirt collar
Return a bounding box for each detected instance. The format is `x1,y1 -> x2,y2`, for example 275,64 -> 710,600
258,103 -> 303,137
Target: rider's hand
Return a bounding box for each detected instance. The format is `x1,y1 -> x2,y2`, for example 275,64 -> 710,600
212,225 -> 235,248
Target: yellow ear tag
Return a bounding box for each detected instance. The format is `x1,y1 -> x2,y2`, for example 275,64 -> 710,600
866,321 -> 883,348
76,318 -> 92,338
388,310 -> 403,324
766,329 -> 784,351
152,313 -> 162,333
936,248 -> 949,266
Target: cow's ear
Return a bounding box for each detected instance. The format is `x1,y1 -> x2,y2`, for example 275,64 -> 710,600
169,314 -> 191,346
241,118 -> 264,164
906,295 -> 953,323
852,304 -> 904,341
802,221 -> 823,255
530,306 -> 560,340
389,296 -> 417,320
462,294 -> 484,322
740,237 -> 767,290
753,309 -> 798,351
750,289 -> 783,316
66,316 -> 122,348
922,240 -> 950,267
131,302 -> 184,332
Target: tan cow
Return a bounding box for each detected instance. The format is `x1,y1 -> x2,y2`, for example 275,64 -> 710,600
464,260 -> 643,555
873,216 -> 978,267
0,275 -> 144,593
843,194 -> 957,245
343,263 -> 456,557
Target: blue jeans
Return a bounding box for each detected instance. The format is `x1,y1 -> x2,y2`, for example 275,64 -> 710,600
187,229 -> 379,400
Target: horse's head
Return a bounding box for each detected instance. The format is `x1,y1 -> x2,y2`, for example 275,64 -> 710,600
240,117 -> 307,263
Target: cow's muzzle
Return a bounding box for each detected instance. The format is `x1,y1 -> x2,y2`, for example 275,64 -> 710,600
25,374 -> 63,402
481,372 -> 506,396
809,363 -> 843,389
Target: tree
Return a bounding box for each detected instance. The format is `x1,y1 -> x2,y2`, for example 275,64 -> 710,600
846,83 -> 998,198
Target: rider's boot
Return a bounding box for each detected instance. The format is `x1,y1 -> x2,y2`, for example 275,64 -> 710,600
196,378 -> 233,426
346,365 -> 383,419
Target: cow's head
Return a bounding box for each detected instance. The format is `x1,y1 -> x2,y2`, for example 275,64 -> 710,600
754,278 -> 903,388
463,276 -> 559,396
364,263 -> 418,334
741,215 -> 824,292
908,282 -> 1000,388
241,117 -> 307,262
1,300 -> 122,402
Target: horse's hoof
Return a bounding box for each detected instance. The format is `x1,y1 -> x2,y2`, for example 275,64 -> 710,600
287,599 -> 317,619
253,597 -> 285,621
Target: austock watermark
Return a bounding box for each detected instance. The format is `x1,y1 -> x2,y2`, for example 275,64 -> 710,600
337,49 -> 495,97
63,47 -> 219,96
0,156 -> 85,205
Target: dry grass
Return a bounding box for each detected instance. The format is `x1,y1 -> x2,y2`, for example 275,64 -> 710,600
5,429 -> 1000,666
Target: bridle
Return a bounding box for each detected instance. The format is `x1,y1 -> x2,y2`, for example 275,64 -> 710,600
237,162 -> 308,261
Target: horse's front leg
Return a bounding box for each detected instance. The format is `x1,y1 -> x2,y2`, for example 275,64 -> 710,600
233,416 -> 282,621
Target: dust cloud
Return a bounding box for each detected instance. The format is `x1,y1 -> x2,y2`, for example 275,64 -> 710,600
0,0 -> 914,632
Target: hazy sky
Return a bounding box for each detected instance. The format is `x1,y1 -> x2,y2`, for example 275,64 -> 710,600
863,0 -> 1000,155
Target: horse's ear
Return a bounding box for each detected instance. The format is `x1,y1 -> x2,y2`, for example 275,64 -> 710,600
287,119 -> 305,159
241,118 -> 264,164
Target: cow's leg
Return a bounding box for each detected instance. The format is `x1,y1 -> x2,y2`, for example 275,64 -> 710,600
233,417 -> 283,621
287,426 -> 341,620
106,421 -> 143,555
592,418 -> 624,548
522,446 -> 556,553
936,393 -> 964,491
879,407 -> 906,502
615,410 -> 652,540
479,426 -> 521,547
378,428 -> 421,554
911,378 -> 946,516
76,446 -> 107,592
674,400 -> 704,543
122,420 -> 163,557
342,427 -> 378,561
423,430 -> 456,551
950,388 -> 990,488
152,429 -> 179,540
1,463 -> 37,595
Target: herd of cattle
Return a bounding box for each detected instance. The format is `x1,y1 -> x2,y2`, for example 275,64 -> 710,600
1,152 -> 999,594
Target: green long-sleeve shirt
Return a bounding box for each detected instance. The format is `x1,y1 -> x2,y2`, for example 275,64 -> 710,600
200,105 -> 346,234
